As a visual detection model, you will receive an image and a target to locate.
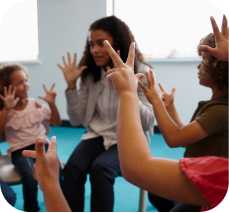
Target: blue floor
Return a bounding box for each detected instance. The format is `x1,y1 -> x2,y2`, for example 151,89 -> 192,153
0,127 -> 184,212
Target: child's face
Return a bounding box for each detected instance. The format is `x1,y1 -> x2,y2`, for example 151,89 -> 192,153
197,56 -> 214,87
10,70 -> 29,100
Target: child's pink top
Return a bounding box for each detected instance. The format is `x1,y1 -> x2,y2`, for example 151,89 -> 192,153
180,156 -> 228,211
5,98 -> 51,152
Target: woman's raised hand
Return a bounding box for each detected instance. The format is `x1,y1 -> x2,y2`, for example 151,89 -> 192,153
58,52 -> 87,89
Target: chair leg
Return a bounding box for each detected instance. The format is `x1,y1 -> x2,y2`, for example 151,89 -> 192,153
138,188 -> 146,211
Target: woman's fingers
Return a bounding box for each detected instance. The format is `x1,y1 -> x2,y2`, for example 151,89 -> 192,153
73,53 -> 77,66
104,40 -> 124,67
62,55 -> 67,66
79,65 -> 87,74
126,42 -> 135,69
57,64 -> 65,72
67,52 -> 72,65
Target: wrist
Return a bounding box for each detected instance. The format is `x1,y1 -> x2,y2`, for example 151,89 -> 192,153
2,107 -> 10,113
41,179 -> 60,192
48,102 -> 56,107
166,102 -> 175,111
119,91 -> 138,100
150,93 -> 161,105
67,80 -> 77,90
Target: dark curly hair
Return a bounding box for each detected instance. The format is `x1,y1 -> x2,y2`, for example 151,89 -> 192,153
79,16 -> 150,82
199,33 -> 228,91
0,64 -> 27,110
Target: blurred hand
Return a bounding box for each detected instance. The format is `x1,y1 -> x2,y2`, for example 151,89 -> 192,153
39,83 -> 57,105
199,15 -> 228,61
138,69 -> 160,104
22,137 -> 59,190
104,41 -> 138,96
159,84 -> 176,109
0,85 -> 19,110
58,52 -> 87,88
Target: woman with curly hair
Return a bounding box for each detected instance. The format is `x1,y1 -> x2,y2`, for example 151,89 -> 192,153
58,16 -> 154,212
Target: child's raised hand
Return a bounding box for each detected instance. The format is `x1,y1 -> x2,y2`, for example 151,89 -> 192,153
39,83 -> 57,105
58,52 -> 87,88
159,84 -> 176,109
22,136 -> 59,190
0,85 -> 19,110
199,15 -> 228,61
138,69 -> 160,104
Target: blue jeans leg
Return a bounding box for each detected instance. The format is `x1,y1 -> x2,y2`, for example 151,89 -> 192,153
89,145 -> 121,212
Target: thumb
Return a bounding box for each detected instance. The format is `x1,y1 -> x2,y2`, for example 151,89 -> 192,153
14,97 -> 20,105
171,87 -> 176,95
79,66 -> 87,73
35,138 -> 46,158
198,45 -> 216,55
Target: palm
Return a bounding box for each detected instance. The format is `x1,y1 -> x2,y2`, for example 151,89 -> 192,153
159,84 -> 175,108
104,41 -> 138,94
0,86 -> 19,110
34,151 -> 59,187
40,84 -> 56,105
58,52 -> 87,84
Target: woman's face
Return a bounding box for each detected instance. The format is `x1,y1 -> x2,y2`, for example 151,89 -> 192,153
10,69 -> 29,100
89,29 -> 114,67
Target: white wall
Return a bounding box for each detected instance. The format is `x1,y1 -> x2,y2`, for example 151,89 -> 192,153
26,0 -> 107,119
25,0 -> 211,123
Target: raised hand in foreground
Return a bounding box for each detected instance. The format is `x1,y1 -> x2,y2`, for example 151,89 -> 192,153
23,137 -> 71,212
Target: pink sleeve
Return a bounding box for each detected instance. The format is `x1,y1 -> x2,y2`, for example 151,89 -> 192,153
180,156 -> 228,210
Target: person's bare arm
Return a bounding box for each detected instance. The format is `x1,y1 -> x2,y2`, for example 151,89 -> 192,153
141,71 -> 208,147
104,40 -> 207,206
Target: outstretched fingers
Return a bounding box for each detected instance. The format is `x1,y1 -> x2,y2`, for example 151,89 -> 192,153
103,40 -> 124,67
222,15 -> 228,38
22,150 -> 37,159
210,16 -> 221,41
126,42 -> 135,69
48,136 -> 57,154
146,69 -> 155,88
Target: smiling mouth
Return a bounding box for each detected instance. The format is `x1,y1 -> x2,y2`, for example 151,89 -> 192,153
94,56 -> 104,60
